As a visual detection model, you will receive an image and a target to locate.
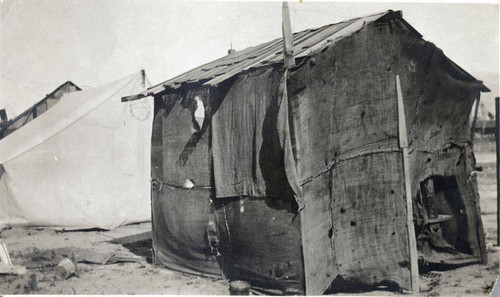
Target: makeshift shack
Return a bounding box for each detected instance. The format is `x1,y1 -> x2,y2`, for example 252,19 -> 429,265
0,81 -> 81,139
124,10 -> 488,294
0,71 -> 153,230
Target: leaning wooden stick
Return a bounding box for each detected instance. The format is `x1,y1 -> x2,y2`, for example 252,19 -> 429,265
396,74 -> 419,292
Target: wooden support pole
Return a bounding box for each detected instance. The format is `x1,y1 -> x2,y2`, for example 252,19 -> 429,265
496,97 -> 499,246
470,93 -> 481,141
396,75 -> 419,292
282,2 -> 295,69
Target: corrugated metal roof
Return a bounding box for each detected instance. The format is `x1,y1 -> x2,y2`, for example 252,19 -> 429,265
123,9 -> 488,101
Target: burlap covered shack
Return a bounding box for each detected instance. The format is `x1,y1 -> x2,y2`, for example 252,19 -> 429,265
125,10 -> 489,295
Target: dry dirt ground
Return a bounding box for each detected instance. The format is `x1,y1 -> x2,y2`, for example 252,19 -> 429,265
0,139 -> 498,296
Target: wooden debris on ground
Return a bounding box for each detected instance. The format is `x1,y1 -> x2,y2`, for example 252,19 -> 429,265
0,242 -> 27,275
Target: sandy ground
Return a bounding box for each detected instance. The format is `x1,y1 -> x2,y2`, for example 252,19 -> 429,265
0,139 -> 498,296
0,223 -> 229,295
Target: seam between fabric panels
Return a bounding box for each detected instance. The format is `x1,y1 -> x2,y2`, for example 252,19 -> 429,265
327,168 -> 337,269
300,148 -> 400,186
412,140 -> 470,154
2,74 -> 141,164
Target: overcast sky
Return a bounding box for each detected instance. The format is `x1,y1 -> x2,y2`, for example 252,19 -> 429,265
1,0 -> 498,118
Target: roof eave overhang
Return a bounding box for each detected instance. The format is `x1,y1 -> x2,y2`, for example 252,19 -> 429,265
121,9 -> 488,103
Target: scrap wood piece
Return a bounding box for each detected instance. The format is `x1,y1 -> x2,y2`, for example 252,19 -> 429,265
106,254 -> 142,263
54,247 -> 113,265
25,247 -> 113,268
0,242 -> 26,275
425,214 -> 452,225
108,230 -> 152,245
0,263 -> 27,275
423,249 -> 479,266
0,242 -> 13,265
26,247 -> 141,267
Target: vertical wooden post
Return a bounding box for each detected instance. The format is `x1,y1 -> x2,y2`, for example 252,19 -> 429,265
471,93 -> 481,141
282,2 -> 295,69
141,69 -> 146,89
396,75 -> 419,291
496,97 -> 499,246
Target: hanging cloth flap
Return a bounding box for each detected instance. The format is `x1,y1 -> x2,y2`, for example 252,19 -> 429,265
212,67 -> 293,199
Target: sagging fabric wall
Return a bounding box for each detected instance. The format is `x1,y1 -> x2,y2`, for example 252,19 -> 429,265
397,32 -> 487,266
286,20 -> 411,294
151,70 -> 304,293
151,89 -> 221,278
213,197 -> 303,294
282,17 -> 485,293
211,69 -> 304,294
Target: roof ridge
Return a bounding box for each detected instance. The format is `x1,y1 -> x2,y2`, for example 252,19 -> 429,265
297,9 -> 395,33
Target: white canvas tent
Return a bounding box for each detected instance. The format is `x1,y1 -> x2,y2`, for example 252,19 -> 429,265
0,71 -> 153,230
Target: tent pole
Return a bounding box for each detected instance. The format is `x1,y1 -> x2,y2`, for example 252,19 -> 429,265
396,75 -> 419,292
